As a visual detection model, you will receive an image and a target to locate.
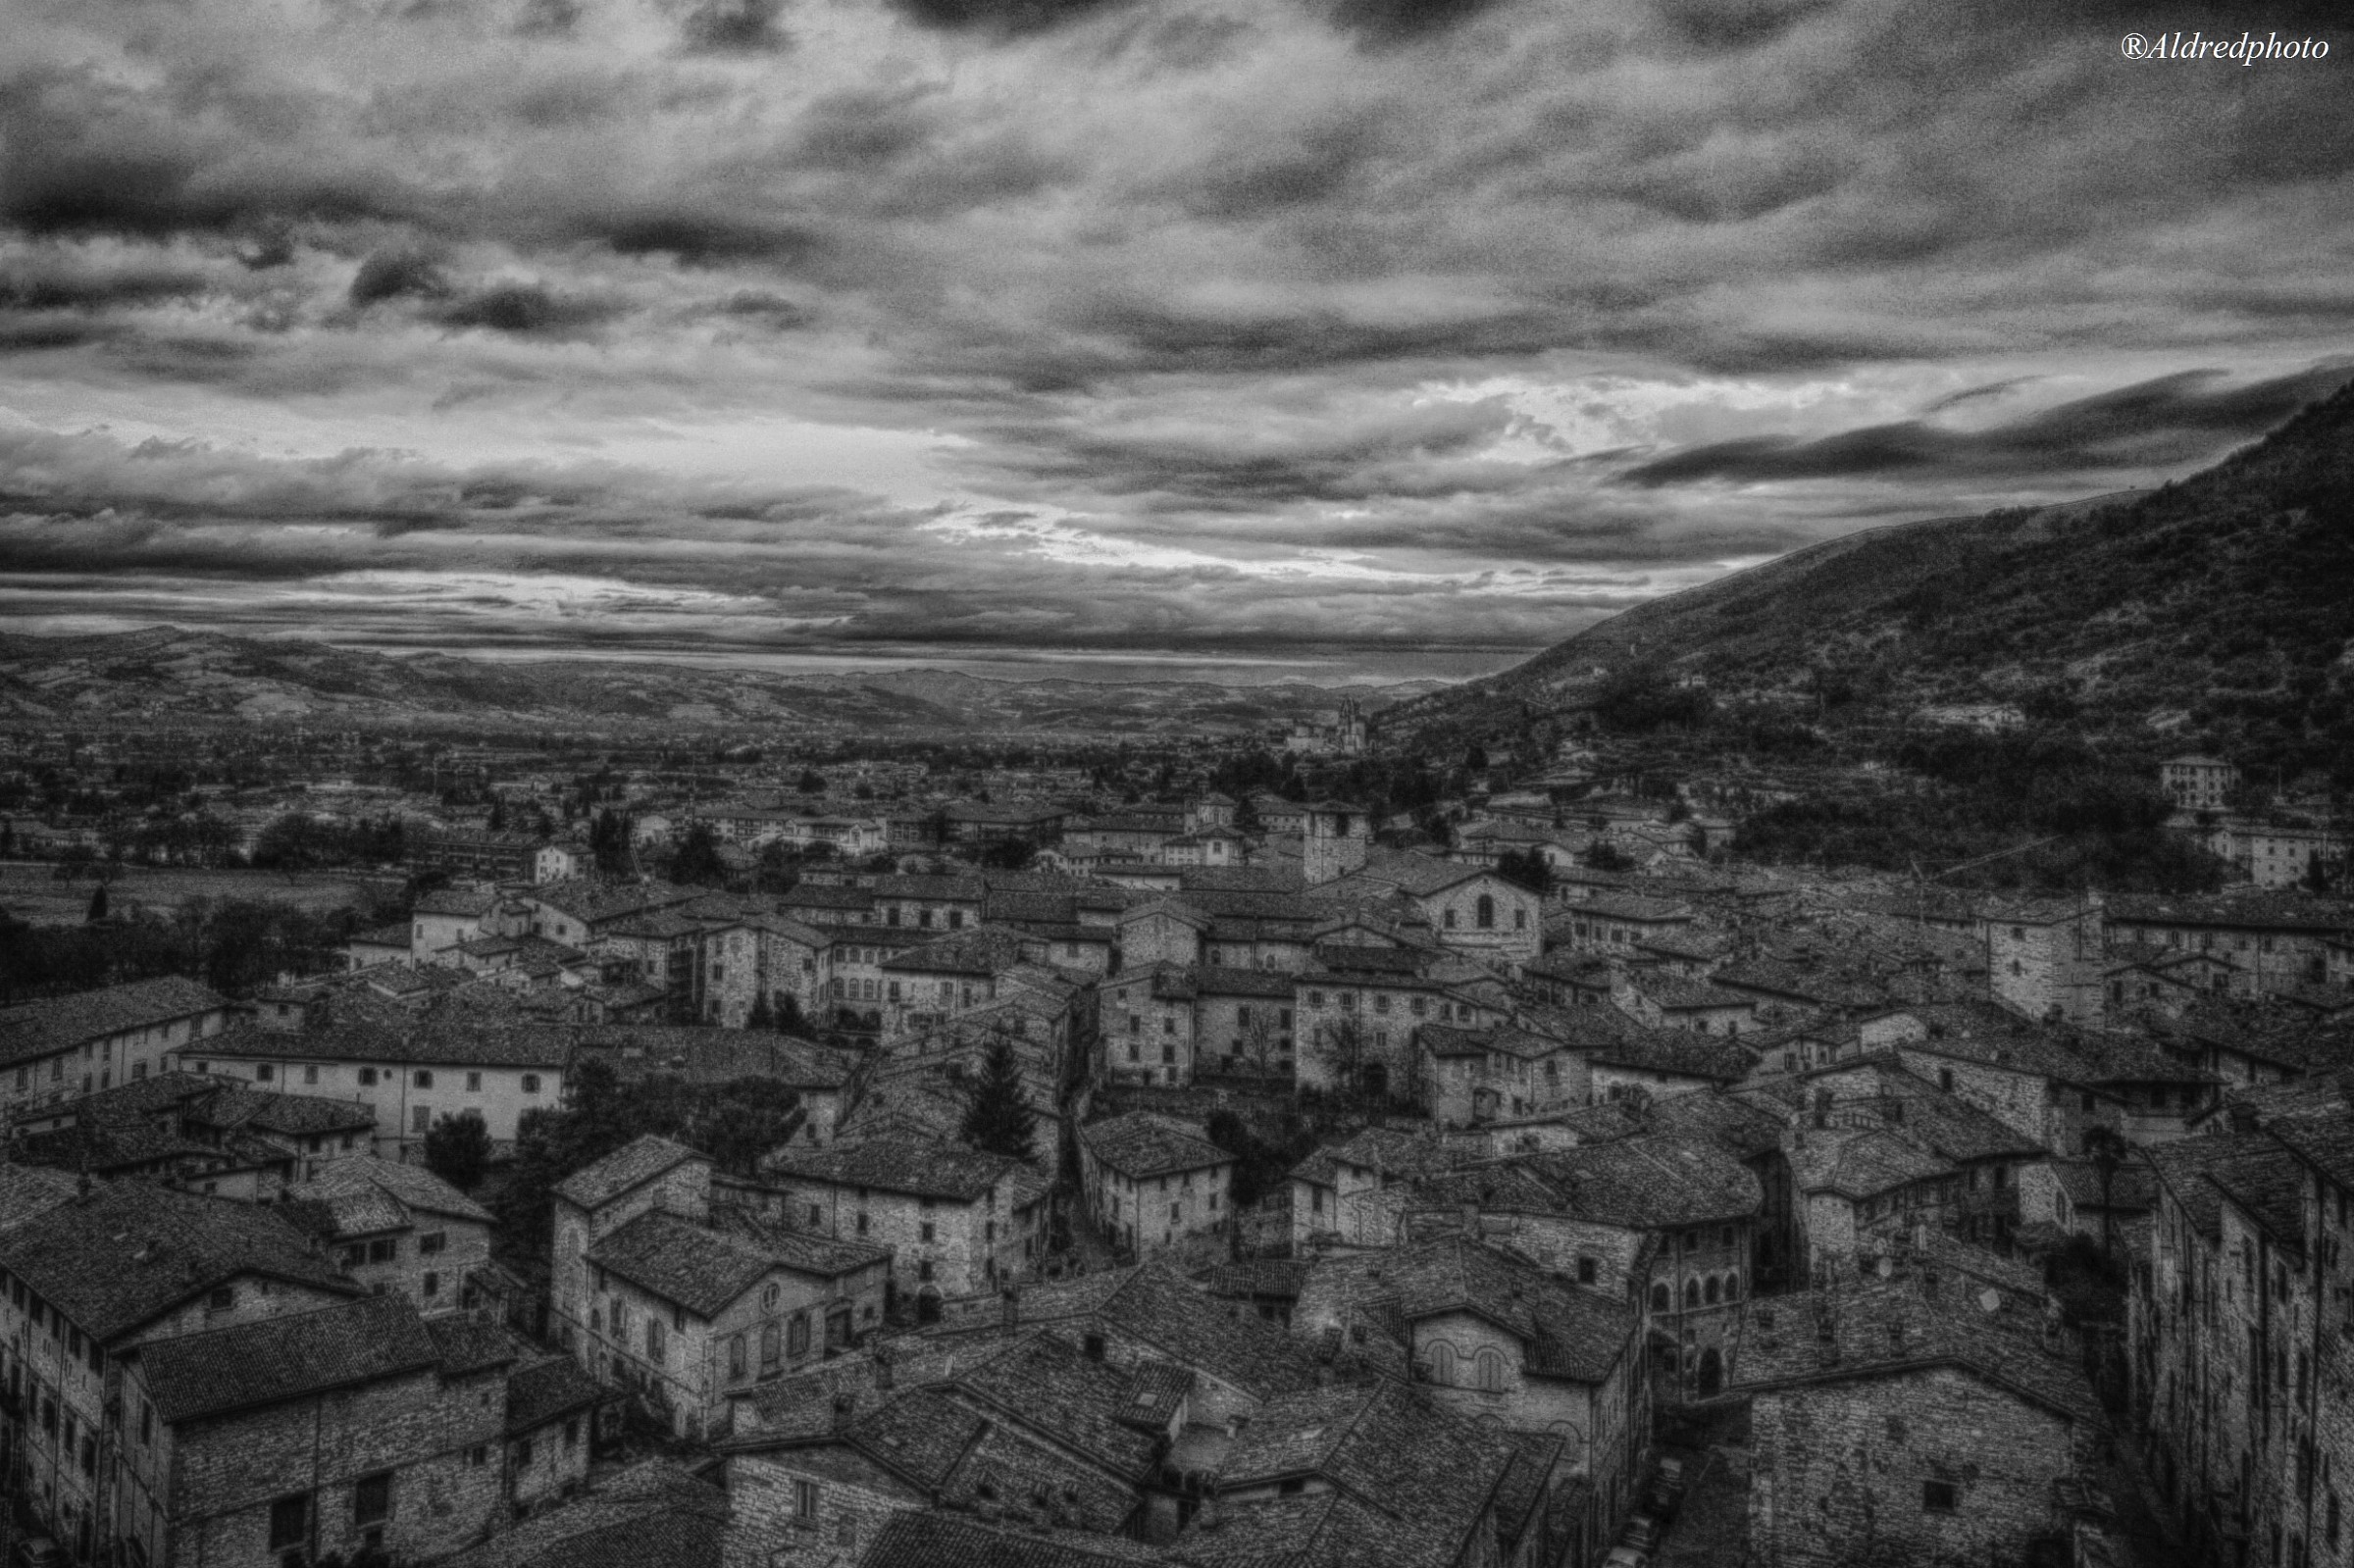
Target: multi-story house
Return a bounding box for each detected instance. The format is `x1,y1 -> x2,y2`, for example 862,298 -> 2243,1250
279,1154 -> 496,1316
0,976 -> 233,1116
2105,892 -> 2350,995
1418,1021 -> 1589,1127
2131,1107 -> 2354,1568
0,1180 -> 367,1564
575,1026 -> 858,1145
114,1295 -> 519,1568
1077,1112 -> 1235,1259
169,1002 -> 569,1159
2161,754 -> 2241,812
1730,1268 -> 2108,1568
762,1138 -> 1049,1313
1294,1236 -> 1646,1551
1381,1133 -> 1764,1401
878,927 -> 1031,1037
410,885 -> 505,961
1288,1126 -> 1469,1251
548,1137 -> 893,1441
1322,849 -> 1545,973
1294,945 -> 1511,1101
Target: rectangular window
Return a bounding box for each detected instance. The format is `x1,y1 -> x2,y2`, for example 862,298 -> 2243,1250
359,1067 -> 378,1087
415,1070 -> 434,1089
269,1493 -> 311,1550
412,1106 -> 431,1134
789,1313 -> 810,1357
794,1479 -> 819,1525
368,1239 -> 397,1263
255,1063 -> 276,1083
303,1065 -> 319,1086
419,1232 -> 446,1256
1922,1481 -> 1958,1513
353,1472 -> 392,1526
466,1072 -> 483,1091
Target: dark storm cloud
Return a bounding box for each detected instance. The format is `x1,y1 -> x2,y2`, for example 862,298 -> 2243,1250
890,0 -> 1127,35
0,0 -> 2349,667
1619,367 -> 2354,486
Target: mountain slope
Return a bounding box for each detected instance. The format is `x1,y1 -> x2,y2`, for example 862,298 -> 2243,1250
0,628 -> 1442,738
1380,379 -> 2354,778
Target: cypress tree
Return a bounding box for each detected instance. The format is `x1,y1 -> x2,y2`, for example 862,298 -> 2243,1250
958,1038 -> 1038,1164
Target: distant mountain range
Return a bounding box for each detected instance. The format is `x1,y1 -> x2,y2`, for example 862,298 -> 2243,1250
0,627 -> 1449,738
1380,379 -> 2354,776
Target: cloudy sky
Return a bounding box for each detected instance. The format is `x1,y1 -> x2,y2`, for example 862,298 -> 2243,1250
1,0 -> 2348,683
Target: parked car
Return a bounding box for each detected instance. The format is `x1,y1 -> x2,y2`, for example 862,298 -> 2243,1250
1603,1548 -> 1651,1568
1621,1513 -> 1664,1553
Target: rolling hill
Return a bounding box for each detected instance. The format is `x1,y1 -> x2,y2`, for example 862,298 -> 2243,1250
0,628 -> 1443,739
1379,378 -> 2354,783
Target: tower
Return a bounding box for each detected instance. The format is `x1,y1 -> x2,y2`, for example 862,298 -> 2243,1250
1304,802 -> 1370,886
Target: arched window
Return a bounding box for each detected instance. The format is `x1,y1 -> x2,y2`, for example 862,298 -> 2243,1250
1430,1343 -> 1458,1385
728,1335 -> 747,1380
1682,1278 -> 1701,1310
1444,908 -> 1458,930
1704,1276 -> 1721,1306
1651,1282 -> 1670,1313
1723,1272 -> 1742,1302
1475,1348 -> 1507,1393
1476,895 -> 1495,930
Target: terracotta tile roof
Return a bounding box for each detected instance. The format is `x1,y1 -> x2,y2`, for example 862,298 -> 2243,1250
1727,1274 -> 2105,1430
1787,1126 -> 1951,1199
554,1134 -> 704,1211
994,1262 -> 1319,1400
507,1354 -> 609,1436
863,1512 -> 1168,1568
434,1460 -> 729,1568
1081,1112 -> 1232,1180
586,1208 -> 780,1318
1402,1132 -> 1764,1230
281,1153 -> 493,1229
0,976 -> 228,1068
765,1137 -> 1031,1203
138,1292 -> 440,1423
577,1027 -> 857,1089
1299,1236 -> 1635,1384
427,1308 -> 526,1377
0,1180 -> 360,1340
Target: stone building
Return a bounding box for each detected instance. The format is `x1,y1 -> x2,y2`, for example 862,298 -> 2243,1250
0,975 -> 233,1117
1302,800 -> 1372,886
1730,1269 -> 2106,1568
116,1294 -> 518,1568
1986,897 -> 2110,1025
547,1136 -> 892,1440
2161,754 -> 2240,812
762,1137 -> 1049,1312
1288,1125 -> 1470,1251
171,1002 -> 568,1160
1293,1235 -> 1647,1540
278,1155 -> 496,1317
0,1180 -> 368,1564
1078,1112 -> 1236,1259
1382,1133 -> 1764,1402
2129,1110 -> 2354,1568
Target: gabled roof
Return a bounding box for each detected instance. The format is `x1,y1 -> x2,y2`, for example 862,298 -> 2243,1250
1302,1236 -> 1635,1384
764,1137 -> 1031,1203
587,1208 -> 785,1318
0,1181 -> 361,1341
1727,1275 -> 2104,1429
1081,1113 -> 1232,1180
553,1135 -> 705,1212
987,1262 -> 1319,1399
281,1153 -> 494,1233
0,976 -> 229,1068
138,1292 -> 440,1424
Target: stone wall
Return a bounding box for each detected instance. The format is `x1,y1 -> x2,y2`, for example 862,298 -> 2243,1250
1749,1365 -> 2084,1568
